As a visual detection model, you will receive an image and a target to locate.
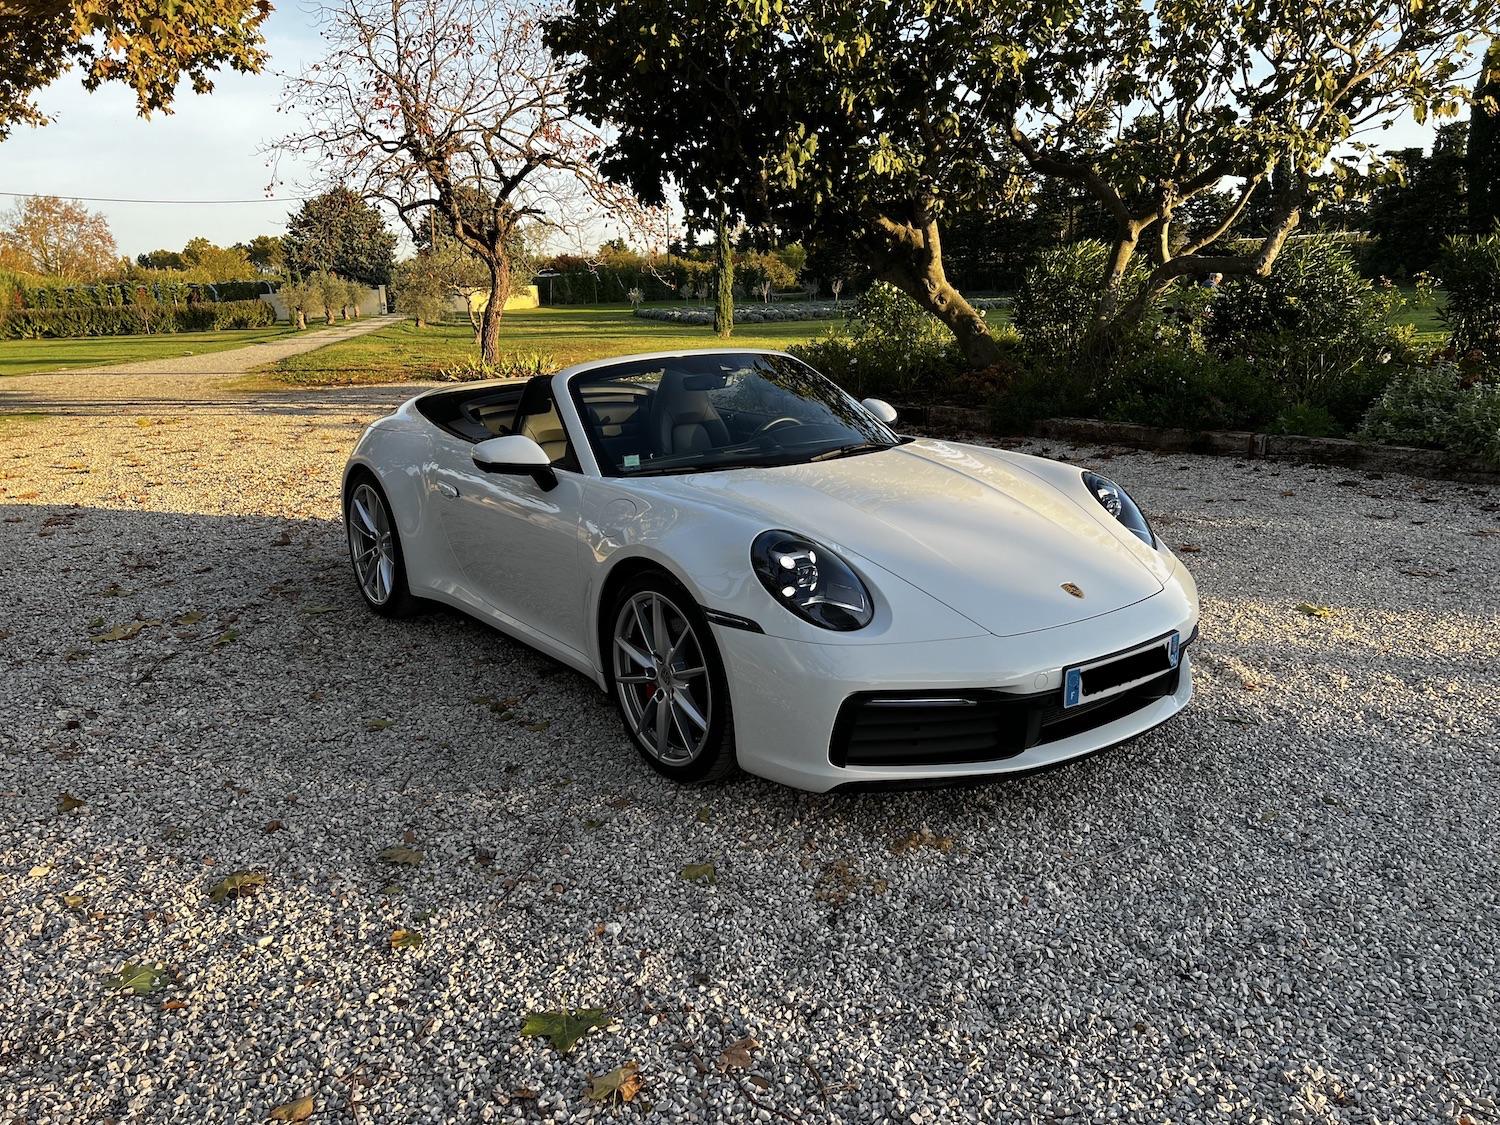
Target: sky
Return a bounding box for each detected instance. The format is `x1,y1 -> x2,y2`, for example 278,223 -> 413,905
1,5 -> 328,259
0,5 -> 1448,262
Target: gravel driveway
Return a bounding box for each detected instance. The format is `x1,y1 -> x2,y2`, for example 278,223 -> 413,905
2,366 -> 1498,1124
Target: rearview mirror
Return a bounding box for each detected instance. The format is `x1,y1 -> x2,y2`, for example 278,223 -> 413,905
472,435 -> 557,490
862,397 -> 898,425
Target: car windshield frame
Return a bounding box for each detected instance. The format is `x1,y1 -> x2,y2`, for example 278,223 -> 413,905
566,352 -> 906,478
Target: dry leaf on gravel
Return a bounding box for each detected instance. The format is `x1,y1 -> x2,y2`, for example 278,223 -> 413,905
890,827 -> 955,854
1296,603 -> 1337,619
378,845 -> 423,866
267,1095 -> 314,1122
585,1061 -> 643,1104
175,610 -> 205,625
520,1008 -> 609,1053
717,1035 -> 760,1071
365,718 -> 393,731
91,621 -> 144,643
107,962 -> 166,996
390,928 -> 424,950
57,792 -> 85,813
680,862 -> 717,884
209,871 -> 267,903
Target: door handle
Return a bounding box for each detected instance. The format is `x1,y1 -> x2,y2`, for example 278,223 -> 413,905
436,482 -> 459,499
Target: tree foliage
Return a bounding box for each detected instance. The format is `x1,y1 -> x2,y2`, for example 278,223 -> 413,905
0,0 -> 271,140
0,195 -> 118,279
283,188 -> 398,287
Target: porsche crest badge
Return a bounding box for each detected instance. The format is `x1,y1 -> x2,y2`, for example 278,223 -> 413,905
1061,582 -> 1085,599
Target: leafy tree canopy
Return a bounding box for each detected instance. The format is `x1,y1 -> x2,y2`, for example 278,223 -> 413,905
283,187 -> 398,287
0,194 -> 118,279
0,0 -> 271,140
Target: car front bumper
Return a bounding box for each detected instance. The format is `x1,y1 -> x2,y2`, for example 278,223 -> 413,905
712,584 -> 1198,793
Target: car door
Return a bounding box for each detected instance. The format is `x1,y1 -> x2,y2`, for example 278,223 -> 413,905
429,378 -> 587,655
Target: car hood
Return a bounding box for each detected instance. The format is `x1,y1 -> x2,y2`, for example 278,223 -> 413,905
642,440 -> 1165,637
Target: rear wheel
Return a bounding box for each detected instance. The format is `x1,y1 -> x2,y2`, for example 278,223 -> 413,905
345,475 -> 419,617
609,575 -> 736,783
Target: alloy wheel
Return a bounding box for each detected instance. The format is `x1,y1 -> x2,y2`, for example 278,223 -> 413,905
612,590 -> 713,765
347,482 -> 395,606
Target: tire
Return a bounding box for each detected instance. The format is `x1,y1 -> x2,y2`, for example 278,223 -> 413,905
344,473 -> 420,618
608,572 -> 737,783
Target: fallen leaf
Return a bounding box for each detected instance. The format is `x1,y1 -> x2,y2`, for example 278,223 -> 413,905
365,718 -> 393,732
890,827 -> 955,854
512,1088 -> 538,1100
161,999 -> 187,1011
524,720 -> 551,732
175,610 -> 205,625
717,1035 -> 760,1071
679,862 -> 717,884
267,1095 -> 314,1122
108,962 -> 166,996
57,792 -> 85,813
520,1008 -> 609,1053
585,1061 -> 643,1104
1296,602 -> 1336,619
402,828 -> 417,844
28,864 -> 52,878
212,628 -> 239,646
1176,544 -> 1202,554
695,806 -> 712,823
378,845 -> 423,866
390,928 -> 424,950
61,893 -> 85,908
91,621 -> 144,643
264,819 -> 284,834
209,871 -> 267,903
271,530 -> 293,547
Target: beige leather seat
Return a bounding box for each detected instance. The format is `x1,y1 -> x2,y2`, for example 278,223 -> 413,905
521,405 -> 570,463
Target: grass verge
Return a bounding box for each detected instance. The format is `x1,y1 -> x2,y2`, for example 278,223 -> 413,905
256,306 -> 838,388
0,326 -> 300,378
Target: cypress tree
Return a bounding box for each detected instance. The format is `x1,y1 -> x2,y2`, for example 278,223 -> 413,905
1468,42 -> 1500,235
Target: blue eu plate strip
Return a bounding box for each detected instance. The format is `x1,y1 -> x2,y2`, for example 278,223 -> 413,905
1064,668 -> 1082,708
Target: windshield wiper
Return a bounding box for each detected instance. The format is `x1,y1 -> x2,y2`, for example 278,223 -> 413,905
808,442 -> 892,463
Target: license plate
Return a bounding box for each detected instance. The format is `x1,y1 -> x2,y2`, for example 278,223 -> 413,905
1064,632 -> 1180,709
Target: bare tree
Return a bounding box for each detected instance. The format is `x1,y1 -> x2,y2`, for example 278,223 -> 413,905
276,0 -> 648,361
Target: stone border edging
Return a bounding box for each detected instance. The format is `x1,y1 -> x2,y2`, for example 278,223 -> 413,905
890,406 -> 1499,485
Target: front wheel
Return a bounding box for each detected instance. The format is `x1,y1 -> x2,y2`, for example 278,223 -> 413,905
609,576 -> 736,783
345,475 -> 419,617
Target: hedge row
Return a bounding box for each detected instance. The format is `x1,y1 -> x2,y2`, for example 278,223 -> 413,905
1,274 -> 275,312
0,299 -> 277,340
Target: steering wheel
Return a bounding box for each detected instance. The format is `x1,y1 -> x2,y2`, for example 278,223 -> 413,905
757,416 -> 803,435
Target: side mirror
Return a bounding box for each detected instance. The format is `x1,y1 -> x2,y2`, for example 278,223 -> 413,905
472,435 -> 557,490
862,397 -> 899,425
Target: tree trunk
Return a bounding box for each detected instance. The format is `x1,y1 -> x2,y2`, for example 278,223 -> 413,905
295,310 -> 306,330
866,216 -> 1002,369
713,208 -> 734,339
478,256 -> 510,363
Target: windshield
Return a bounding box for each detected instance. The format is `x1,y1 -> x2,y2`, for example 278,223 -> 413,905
569,352 -> 903,477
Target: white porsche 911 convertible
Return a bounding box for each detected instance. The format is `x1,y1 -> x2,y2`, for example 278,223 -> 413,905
343,349 -> 1198,792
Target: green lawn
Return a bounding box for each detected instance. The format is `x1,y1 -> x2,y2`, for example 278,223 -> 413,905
0,326 -> 301,378
261,305 -> 839,387
1392,285 -> 1446,341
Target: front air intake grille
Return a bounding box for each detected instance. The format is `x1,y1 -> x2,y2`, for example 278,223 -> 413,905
830,667 -> 1181,769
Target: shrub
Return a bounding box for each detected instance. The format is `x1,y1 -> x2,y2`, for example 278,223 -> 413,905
210,299 -> 277,330
279,279 -> 319,329
789,283 -> 971,401
1359,364 -> 1500,465
1013,242 -> 1155,365
436,352 -> 557,382
1204,237 -> 1403,431
1436,235 -> 1500,356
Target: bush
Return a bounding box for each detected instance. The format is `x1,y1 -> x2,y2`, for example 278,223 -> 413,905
210,299 -> 277,330
1359,364 -> 1500,466
1013,242 -> 1155,365
1204,237 -> 1404,431
436,352 -> 556,382
1436,235 -> 1500,356
788,283 -> 974,401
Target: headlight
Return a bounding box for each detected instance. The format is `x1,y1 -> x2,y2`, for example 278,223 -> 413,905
751,530 -> 874,631
1082,471 -> 1155,547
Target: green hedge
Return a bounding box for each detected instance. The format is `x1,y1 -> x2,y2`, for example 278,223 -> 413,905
0,273 -> 274,312
0,298 -> 276,340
